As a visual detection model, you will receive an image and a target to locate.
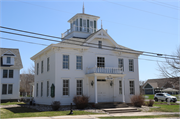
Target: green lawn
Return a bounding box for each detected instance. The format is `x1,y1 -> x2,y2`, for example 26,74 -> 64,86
0,107 -> 101,118
144,95 -> 154,100
1,102 -> 25,105
149,104 -> 180,112
99,114 -> 180,118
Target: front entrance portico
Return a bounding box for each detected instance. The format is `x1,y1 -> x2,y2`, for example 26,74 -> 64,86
87,73 -> 125,104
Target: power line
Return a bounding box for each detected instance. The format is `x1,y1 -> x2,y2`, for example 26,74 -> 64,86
13,0 -> 178,36
103,0 -> 179,20
142,0 -> 179,10
0,26 -> 178,58
152,0 -> 180,8
0,37 -> 167,63
0,29 -> 179,60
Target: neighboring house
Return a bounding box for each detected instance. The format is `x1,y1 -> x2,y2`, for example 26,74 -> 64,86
31,9 -> 142,105
142,77 -> 179,94
0,48 -> 23,102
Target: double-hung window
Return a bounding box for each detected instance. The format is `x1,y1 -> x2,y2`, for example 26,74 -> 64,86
47,81 -> 49,97
41,82 -> 43,97
83,19 -> 86,31
98,41 -> 102,48
36,83 -> 38,97
97,57 -> 105,67
7,57 -> 11,64
47,57 -> 50,71
2,84 -> 13,95
41,61 -> 43,73
76,56 -> 82,70
63,80 -> 69,96
37,63 -> 39,75
130,81 -> 135,95
63,55 -> 69,69
118,59 -> 124,71
119,81 -> 122,94
77,80 -> 83,95
3,70 -> 13,78
129,59 -> 134,72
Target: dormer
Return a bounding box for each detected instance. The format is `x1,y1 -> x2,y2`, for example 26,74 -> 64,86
61,4 -> 100,39
1,50 -> 16,65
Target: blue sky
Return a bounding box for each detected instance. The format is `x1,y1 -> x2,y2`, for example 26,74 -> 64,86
1,0 -> 179,81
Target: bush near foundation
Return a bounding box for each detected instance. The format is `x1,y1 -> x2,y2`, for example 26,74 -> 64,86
73,95 -> 89,109
131,95 -> 145,107
147,99 -> 154,106
51,101 -> 61,111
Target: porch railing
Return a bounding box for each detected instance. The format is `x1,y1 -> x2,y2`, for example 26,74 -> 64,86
86,67 -> 123,74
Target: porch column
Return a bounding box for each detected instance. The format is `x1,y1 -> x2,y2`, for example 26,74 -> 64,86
94,75 -> 98,103
122,77 -> 125,103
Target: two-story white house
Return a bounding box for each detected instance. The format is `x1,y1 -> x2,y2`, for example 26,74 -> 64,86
0,48 -> 23,102
31,10 -> 142,105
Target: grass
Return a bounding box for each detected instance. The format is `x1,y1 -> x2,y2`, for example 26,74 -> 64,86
99,114 -> 180,118
149,104 -> 180,112
144,95 -> 154,100
154,101 -> 178,105
1,102 -> 25,105
0,107 -> 101,118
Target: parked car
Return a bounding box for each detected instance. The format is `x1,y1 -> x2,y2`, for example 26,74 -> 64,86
154,93 -> 177,102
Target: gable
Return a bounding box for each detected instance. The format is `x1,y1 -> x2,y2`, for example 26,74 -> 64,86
144,83 -> 153,88
2,50 -> 16,56
85,29 -> 119,47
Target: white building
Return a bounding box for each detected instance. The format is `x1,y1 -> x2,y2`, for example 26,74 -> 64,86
0,48 -> 23,102
31,9 -> 142,105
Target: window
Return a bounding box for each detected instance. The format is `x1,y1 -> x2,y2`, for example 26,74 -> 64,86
119,81 -> 122,94
94,20 -> 96,32
3,70 -> 13,78
36,83 -> 38,97
2,84 -> 7,95
118,59 -> 124,71
7,57 -> 11,63
41,82 -> 43,97
97,57 -> 105,67
37,63 -> 39,75
83,19 -> 86,31
80,18 -> 82,31
90,21 -> 93,33
76,19 -> 78,31
130,81 -> 135,94
77,80 -> 83,95
2,84 -> 13,95
87,19 -> 89,32
3,70 -> 8,78
98,41 -> 102,48
47,57 -> 50,71
63,80 -> 69,96
8,84 -> 13,94
76,56 -> 82,70
63,55 -> 69,69
41,61 -> 43,73
9,70 -> 13,78
47,81 -> 49,97
129,59 -> 134,72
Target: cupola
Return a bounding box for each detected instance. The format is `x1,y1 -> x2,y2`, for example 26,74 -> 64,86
61,3 -> 100,39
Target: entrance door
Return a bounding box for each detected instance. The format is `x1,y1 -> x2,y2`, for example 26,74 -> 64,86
97,82 -> 108,102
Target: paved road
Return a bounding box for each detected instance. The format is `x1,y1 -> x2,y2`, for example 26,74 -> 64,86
8,112 -> 180,119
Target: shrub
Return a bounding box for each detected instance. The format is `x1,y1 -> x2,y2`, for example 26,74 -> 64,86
147,99 -> 154,107
131,95 -> 144,107
73,95 -> 89,109
51,101 -> 61,111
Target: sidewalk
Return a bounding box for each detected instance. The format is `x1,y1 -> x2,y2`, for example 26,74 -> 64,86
8,112 -> 180,119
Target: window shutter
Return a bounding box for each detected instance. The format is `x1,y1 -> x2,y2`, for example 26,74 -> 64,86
51,84 -> 55,98
11,57 -> 14,65
3,57 -> 6,65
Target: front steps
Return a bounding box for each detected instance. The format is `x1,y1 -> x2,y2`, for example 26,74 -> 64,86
94,102 -> 140,113
103,107 -> 141,114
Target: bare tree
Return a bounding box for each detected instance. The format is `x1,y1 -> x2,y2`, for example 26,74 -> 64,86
20,64 -> 34,96
157,46 -> 180,78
